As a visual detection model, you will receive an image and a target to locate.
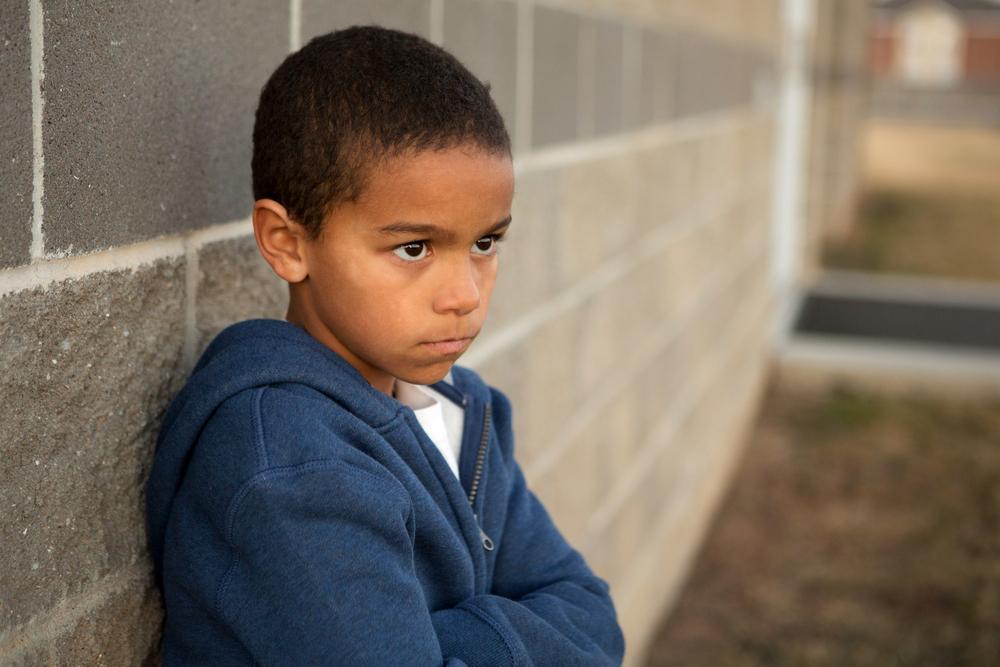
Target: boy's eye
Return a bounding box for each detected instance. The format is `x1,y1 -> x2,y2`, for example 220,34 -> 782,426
472,235 -> 498,256
393,241 -> 429,261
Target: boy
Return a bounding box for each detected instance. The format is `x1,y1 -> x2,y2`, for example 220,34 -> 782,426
146,26 -> 624,666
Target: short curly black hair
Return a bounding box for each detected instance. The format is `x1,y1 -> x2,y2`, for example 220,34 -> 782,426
251,25 -> 512,239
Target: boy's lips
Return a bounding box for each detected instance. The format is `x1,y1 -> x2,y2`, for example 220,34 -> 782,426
419,334 -> 477,356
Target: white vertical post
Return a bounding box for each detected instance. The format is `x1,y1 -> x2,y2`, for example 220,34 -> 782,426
770,0 -> 816,348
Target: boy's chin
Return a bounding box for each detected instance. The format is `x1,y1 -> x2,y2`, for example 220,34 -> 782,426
397,361 -> 456,387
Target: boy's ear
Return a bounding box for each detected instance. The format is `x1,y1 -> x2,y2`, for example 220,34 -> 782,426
252,199 -> 310,283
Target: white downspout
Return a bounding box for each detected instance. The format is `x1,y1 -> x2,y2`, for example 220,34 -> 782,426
770,0 -> 816,350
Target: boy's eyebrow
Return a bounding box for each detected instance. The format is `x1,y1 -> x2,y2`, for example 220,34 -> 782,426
377,216 -> 512,241
481,216 -> 513,235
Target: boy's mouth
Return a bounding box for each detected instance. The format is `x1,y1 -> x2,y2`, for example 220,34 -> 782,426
419,335 -> 476,356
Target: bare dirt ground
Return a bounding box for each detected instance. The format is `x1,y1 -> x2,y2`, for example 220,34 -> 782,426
823,122 -> 1000,283
645,377 -> 1000,667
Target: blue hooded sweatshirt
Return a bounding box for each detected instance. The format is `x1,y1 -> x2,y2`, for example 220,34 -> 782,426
146,319 -> 625,666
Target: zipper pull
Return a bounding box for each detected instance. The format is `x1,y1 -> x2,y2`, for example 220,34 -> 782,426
479,525 -> 494,552
473,513 -> 494,551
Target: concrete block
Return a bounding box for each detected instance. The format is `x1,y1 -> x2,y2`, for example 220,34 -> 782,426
634,316 -> 696,443
638,28 -> 674,125
672,30 -> 695,118
196,235 -> 288,353
726,185 -> 773,259
634,138 -> 695,234
531,428 -> 602,547
577,18 -> 597,139
553,152 -> 640,287
610,491 -> 646,584
301,0 -> 432,44
520,309 -> 581,465
0,258 -> 186,629
703,125 -> 749,198
635,449 -> 678,543
691,130 -> 734,206
442,0 -> 518,145
591,18 -> 625,137
0,645 -> 46,667
569,215 -> 723,408
520,279 -> 674,474
0,571 -> 162,666
635,344 -> 683,444
465,339 -> 529,447
51,579 -> 161,666
573,279 -> 643,398
706,40 -> 736,112
588,386 -> 643,491
722,43 -> 756,110
649,395 -> 709,505
676,30 -> 729,118
0,2 -> 33,269
41,1 -> 289,255
580,536 -> 619,599
740,46 -> 762,109
624,256 -> 669,338
642,232 -> 697,323
616,474 -> 706,667
486,167 -> 559,330
744,115 -> 776,176
475,308 -> 580,470
531,6 -> 579,148
684,262 -> 756,368
642,241 -> 691,327
620,23 -> 642,132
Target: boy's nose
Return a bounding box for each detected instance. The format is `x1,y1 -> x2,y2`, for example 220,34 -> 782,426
433,259 -> 481,316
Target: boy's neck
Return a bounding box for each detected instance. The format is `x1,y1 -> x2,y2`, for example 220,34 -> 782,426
284,302 -> 398,396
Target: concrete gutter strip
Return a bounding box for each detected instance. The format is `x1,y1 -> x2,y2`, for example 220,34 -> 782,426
777,333 -> 1000,395
811,269 -> 1000,309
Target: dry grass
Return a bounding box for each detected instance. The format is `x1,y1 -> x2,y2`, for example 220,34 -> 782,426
861,122 -> 1000,196
823,122 -> 1000,283
645,378 -> 1000,667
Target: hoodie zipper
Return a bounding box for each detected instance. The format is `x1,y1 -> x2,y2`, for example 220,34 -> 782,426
468,401 -> 494,551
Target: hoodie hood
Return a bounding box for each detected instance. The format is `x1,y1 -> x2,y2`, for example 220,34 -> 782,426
146,318 -> 403,582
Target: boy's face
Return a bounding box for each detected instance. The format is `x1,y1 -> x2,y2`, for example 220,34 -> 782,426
288,146 -> 514,395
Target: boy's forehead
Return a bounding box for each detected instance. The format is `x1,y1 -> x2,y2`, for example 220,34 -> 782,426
353,147 -> 514,223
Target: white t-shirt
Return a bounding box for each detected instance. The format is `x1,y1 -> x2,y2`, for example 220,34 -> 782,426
394,377 -> 465,479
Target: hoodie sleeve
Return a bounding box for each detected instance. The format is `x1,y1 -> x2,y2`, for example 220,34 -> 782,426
220,459 -> 470,667
431,461 -> 625,667
430,401 -> 626,666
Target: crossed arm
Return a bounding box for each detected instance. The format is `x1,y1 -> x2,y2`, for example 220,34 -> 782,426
218,458 -> 624,666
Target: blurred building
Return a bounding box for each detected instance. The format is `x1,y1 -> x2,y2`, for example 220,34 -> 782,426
870,0 -> 1000,122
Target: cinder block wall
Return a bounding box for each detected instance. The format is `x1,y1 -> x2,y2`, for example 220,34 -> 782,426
802,0 -> 870,255
2,1 -> 812,664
